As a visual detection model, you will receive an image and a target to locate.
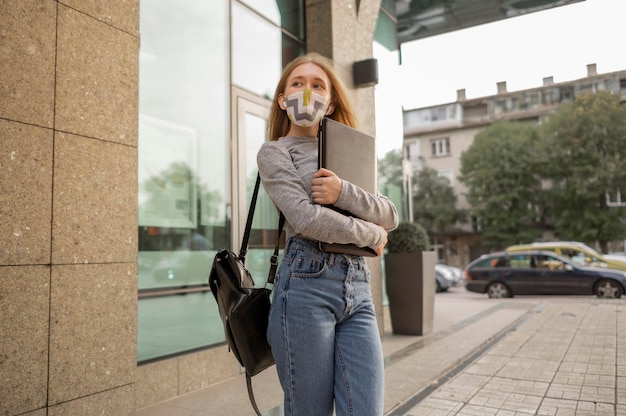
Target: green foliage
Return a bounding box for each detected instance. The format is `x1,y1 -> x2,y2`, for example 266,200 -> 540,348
387,222 -> 431,253
458,92 -> 626,251
377,149 -> 403,192
538,91 -> 626,251
458,121 -> 545,247
413,167 -> 466,235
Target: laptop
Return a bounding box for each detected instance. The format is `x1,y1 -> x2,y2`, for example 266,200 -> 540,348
317,117 -> 378,256
318,117 -> 377,194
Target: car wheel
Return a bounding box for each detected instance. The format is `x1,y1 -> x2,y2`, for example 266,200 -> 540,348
487,282 -> 511,298
594,279 -> 623,298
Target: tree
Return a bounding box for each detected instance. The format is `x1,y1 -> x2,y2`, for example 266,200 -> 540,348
459,121 -> 546,247
539,91 -> 626,252
377,149 -> 403,192
412,167 -> 466,248
378,149 -> 407,221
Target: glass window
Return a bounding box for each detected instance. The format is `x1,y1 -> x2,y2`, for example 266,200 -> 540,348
137,0 -> 230,362
238,0 -> 304,38
509,254 -> 531,268
239,108 -> 281,284
430,137 -> 450,156
374,7 -> 398,51
232,2 -> 304,98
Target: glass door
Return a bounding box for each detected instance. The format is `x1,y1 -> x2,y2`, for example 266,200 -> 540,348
231,88 -> 280,283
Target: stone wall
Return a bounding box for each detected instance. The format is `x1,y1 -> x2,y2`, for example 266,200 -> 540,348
0,1 -> 139,414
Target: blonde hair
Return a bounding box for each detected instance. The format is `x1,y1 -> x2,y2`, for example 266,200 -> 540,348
268,52 -> 357,141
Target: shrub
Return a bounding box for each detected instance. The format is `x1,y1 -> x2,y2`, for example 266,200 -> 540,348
386,222 -> 431,253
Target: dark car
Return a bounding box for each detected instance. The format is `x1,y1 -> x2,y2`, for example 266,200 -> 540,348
464,250 -> 626,298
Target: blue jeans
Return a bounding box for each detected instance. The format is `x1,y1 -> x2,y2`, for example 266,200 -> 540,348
267,237 -> 384,416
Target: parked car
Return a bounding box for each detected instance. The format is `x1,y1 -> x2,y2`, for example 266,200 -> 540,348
506,241 -> 626,271
435,269 -> 450,293
435,263 -> 464,286
606,252 -> 626,263
464,250 -> 626,298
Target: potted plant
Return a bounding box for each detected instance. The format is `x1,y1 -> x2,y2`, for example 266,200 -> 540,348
384,222 -> 436,335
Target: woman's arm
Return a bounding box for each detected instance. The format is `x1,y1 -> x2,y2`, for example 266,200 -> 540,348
311,168 -> 399,231
334,180 -> 399,231
257,141 -> 388,249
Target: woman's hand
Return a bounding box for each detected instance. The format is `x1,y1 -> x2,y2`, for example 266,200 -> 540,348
312,168 -> 342,205
374,225 -> 388,257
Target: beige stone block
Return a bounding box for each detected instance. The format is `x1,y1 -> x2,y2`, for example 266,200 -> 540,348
0,0 -> 56,127
52,132 -> 137,264
0,119 -> 53,265
55,5 -> 138,147
355,0 -> 381,33
59,0 -> 139,36
306,1 -> 333,57
48,263 -> 137,404
20,409 -> 47,416
135,359 -> 179,410
0,266 -> 50,415
48,384 -> 135,416
178,347 -> 241,395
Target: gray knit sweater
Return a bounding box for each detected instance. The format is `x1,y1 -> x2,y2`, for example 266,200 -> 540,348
257,136 -> 398,250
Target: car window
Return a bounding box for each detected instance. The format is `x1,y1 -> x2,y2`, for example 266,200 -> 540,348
532,253 -> 566,270
474,256 -> 508,268
561,248 -> 586,264
509,254 -> 531,268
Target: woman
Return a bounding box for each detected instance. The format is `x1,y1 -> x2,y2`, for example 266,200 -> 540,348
257,52 -> 398,416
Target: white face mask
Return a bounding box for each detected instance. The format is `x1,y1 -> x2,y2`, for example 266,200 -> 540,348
283,89 -> 330,127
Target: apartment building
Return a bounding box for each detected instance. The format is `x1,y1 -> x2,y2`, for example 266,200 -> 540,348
403,64 -> 626,266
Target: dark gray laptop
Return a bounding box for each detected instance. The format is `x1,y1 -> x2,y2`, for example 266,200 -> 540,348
318,117 -> 377,194
317,117 -> 378,256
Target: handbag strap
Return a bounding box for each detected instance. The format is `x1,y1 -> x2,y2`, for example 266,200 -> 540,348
246,373 -> 262,416
268,213 -> 285,285
239,173 -> 285,285
238,174 -> 261,262
239,175 -> 284,415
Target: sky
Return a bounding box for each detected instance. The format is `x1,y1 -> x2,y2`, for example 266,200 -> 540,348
398,0 -> 626,110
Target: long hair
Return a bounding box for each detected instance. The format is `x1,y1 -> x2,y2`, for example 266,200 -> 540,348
268,53 -> 357,141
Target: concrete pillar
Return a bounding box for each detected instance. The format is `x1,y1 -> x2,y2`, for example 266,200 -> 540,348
0,1 -> 139,415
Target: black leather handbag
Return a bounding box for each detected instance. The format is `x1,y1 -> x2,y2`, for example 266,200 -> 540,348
209,173 -> 283,415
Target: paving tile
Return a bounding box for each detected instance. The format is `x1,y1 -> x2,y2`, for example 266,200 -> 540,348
582,373 -> 616,388
498,393 -> 541,414
403,396 -> 466,416
546,383 -> 582,400
536,397 -> 577,415
579,385 -> 615,404
576,400 -> 615,415
496,365 -> 555,383
455,404 -> 499,416
552,372 -> 585,386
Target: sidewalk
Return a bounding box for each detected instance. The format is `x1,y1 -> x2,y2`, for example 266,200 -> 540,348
136,294 -> 625,416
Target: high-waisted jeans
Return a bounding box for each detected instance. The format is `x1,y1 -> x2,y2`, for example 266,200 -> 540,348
267,237 -> 384,416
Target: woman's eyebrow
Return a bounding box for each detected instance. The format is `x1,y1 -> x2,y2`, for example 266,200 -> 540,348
288,75 -> 328,85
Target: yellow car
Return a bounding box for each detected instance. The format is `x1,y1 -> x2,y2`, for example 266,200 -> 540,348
506,242 -> 626,271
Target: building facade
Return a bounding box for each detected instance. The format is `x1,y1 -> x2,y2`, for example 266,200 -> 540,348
1,1 -> 403,414
403,64 -> 626,268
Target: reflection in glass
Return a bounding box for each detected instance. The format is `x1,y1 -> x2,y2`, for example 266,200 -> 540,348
238,0 -> 304,38
242,112 -> 280,286
138,0 -> 229,291
232,2 -> 283,98
137,292 -> 223,362
137,0 -> 229,361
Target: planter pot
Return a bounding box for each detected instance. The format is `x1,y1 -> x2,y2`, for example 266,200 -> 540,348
384,251 -> 436,335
